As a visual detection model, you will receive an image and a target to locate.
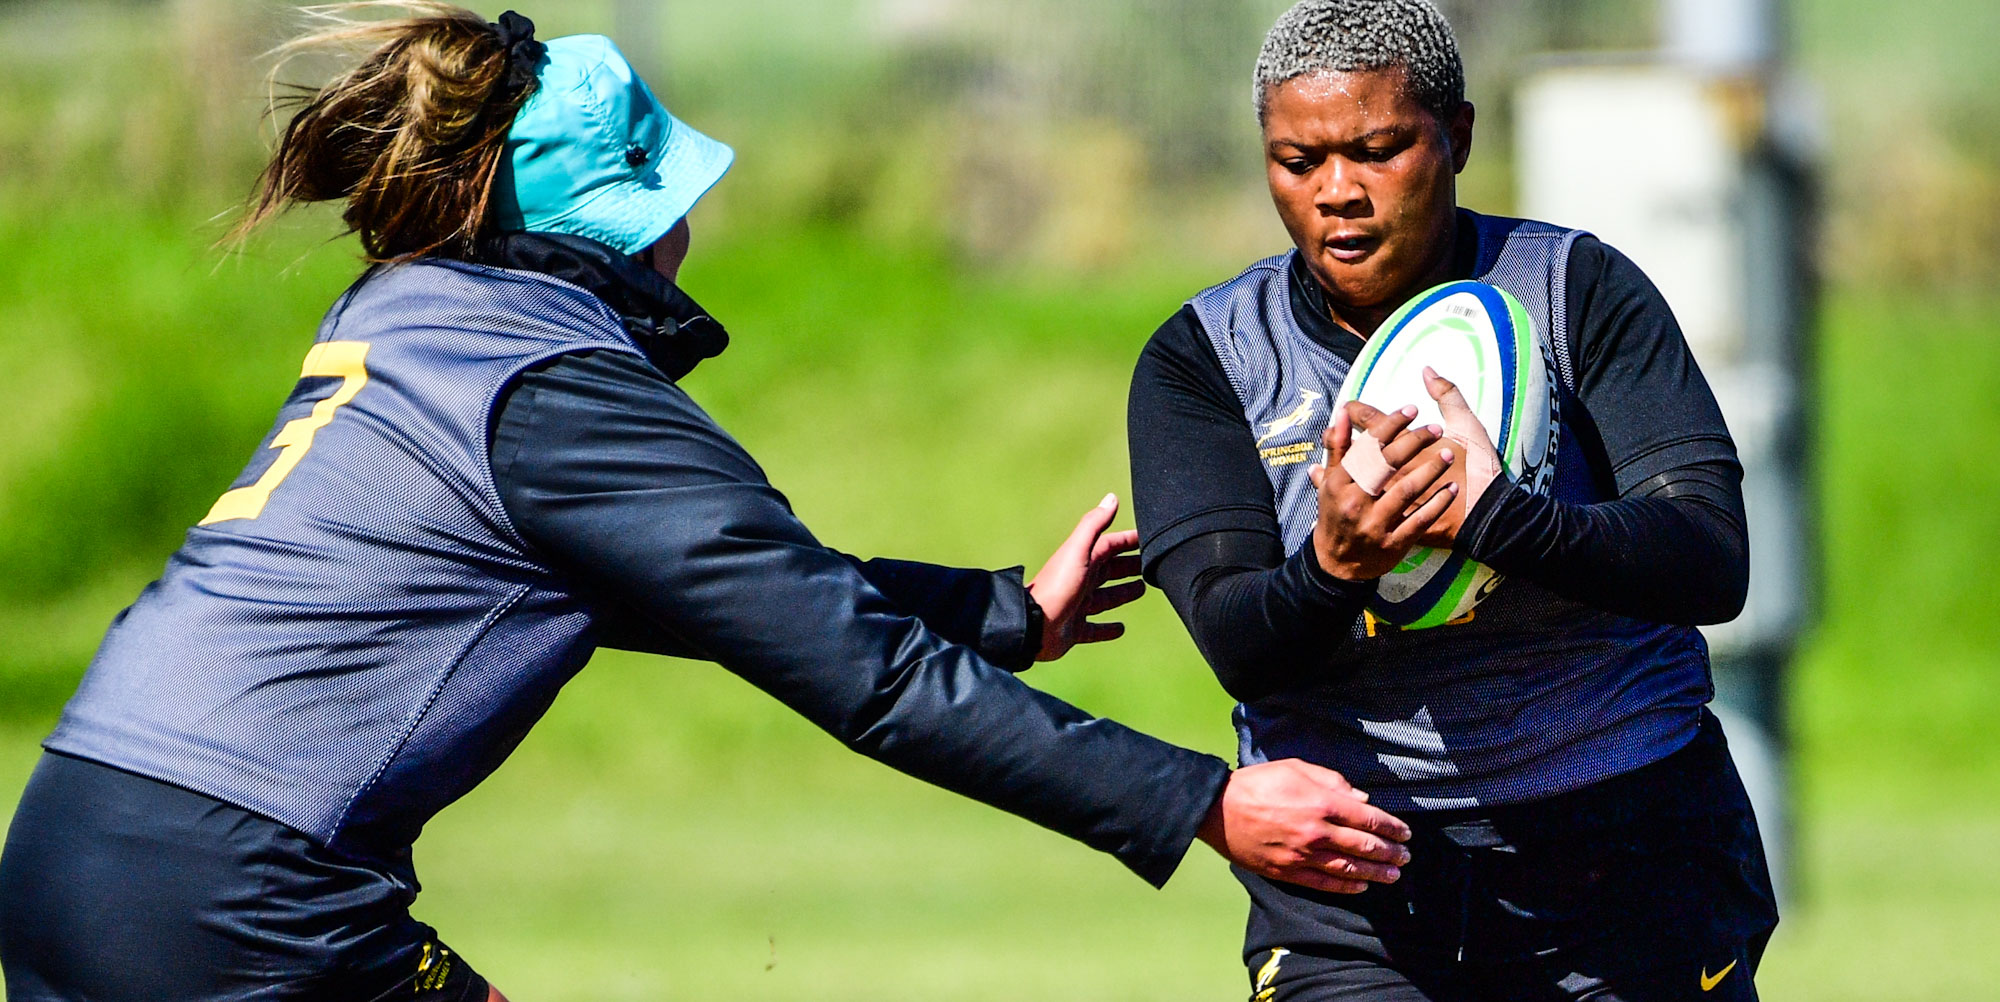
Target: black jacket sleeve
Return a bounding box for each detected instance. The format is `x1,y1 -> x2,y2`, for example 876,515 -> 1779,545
490,348 -> 1227,886
832,556 -> 1037,672
581,554 -> 1036,669
580,556 -> 1038,669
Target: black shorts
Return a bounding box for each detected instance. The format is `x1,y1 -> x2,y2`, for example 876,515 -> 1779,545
0,752 -> 489,1002
1239,710 -> 1778,1002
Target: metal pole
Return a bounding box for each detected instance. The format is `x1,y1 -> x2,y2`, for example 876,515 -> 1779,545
1660,0 -> 1813,907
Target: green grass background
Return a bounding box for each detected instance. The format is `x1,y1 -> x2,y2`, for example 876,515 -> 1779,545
1,209 -> 1995,999
2,0 -> 1998,998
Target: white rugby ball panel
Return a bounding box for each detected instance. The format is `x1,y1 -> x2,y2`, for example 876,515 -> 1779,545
1330,280 -> 1559,629
1351,293 -> 1504,451
1341,282 -> 1535,471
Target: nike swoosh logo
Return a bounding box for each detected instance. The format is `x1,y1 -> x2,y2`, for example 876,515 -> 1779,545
1700,959 -> 1739,991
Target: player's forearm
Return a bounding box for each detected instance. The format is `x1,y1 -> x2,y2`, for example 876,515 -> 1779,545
1460,461 -> 1749,625
835,555 -> 1037,671
1155,531 -> 1371,703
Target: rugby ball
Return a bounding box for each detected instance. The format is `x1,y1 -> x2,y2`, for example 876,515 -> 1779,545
1331,281 -> 1559,629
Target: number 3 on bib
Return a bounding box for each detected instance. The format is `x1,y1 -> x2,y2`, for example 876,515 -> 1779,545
199,341 -> 370,526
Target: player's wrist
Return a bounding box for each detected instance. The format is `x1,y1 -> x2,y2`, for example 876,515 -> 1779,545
1455,475 -> 1532,562
1022,588 -> 1048,665
1195,790 -> 1228,856
1298,543 -> 1378,596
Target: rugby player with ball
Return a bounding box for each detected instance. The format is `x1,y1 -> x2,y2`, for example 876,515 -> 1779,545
1126,1 -> 1778,998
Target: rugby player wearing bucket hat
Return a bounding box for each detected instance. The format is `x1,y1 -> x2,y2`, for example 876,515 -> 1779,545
1127,1 -> 1778,998
0,5 -> 1413,1000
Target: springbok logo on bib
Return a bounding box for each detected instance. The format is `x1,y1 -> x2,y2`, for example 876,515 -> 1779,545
1257,388 -> 1323,447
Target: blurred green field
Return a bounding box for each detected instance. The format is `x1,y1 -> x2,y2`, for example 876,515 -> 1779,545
0,196 -> 1996,999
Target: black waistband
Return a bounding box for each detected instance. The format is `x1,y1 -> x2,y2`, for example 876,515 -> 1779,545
1,752 -> 438,999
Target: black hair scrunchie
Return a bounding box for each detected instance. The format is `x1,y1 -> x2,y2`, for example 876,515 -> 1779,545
490,10 -> 545,99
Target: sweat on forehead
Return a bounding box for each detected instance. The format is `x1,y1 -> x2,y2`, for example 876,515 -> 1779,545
1253,0 -> 1465,123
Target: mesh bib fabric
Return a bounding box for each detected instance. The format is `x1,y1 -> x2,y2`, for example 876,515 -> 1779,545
48,259 -> 639,862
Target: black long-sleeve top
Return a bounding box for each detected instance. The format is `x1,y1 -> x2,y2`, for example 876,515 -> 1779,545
473,234 -> 1227,887
1129,219 -> 1747,704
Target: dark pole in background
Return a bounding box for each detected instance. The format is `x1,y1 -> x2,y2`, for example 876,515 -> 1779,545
1516,0 -> 1817,905
1662,0 -> 1816,908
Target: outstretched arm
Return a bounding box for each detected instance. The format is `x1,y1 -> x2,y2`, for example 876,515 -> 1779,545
490,348 -> 1410,890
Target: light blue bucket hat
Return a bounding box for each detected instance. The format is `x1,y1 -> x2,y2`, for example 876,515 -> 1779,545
493,33 -> 734,255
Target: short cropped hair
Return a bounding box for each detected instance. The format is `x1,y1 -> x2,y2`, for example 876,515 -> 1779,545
1253,0 -> 1465,124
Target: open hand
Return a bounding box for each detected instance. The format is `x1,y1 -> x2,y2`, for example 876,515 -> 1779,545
1026,494 -> 1146,661
1197,759 -> 1413,894
1310,402 -> 1459,581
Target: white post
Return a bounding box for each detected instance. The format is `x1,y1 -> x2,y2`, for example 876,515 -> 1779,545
1660,0 -> 1811,908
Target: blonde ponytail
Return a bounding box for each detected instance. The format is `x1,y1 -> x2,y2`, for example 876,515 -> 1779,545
228,2 -> 538,262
